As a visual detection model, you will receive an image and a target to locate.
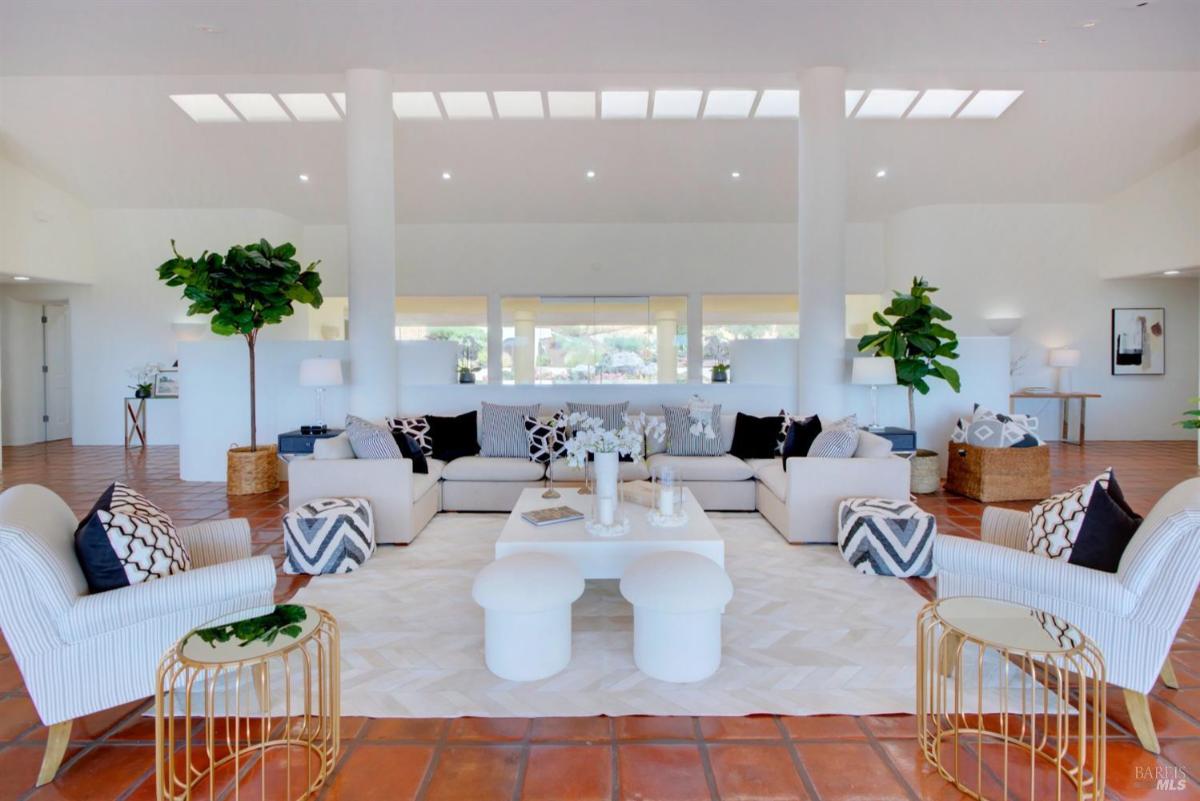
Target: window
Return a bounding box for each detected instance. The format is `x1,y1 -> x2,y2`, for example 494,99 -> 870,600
395,296 -> 489,380
501,296 -> 687,385
701,295 -> 799,382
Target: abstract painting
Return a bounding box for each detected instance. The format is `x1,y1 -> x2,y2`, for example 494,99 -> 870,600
1111,307 -> 1165,375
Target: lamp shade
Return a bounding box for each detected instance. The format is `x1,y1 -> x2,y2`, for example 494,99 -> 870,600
1048,348 -> 1081,368
299,358 -> 344,387
851,356 -> 897,386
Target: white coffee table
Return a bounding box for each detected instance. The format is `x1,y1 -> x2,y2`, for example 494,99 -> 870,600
496,487 -> 723,579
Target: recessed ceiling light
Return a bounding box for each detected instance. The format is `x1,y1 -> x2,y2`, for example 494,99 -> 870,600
844,90 -> 865,117
298,174 -> 310,182
169,94 -> 240,123
957,90 -> 1023,119
331,92 -> 346,113
907,89 -> 972,119
730,171 -> 742,180
652,89 -> 702,119
601,90 -> 649,119
703,90 -> 757,119
441,171 -> 452,181
225,93 -> 290,122
854,89 -> 919,119
279,93 -> 341,121
1164,270 -> 1181,276
755,89 -> 799,118
195,24 -> 222,34
1035,38 -> 1050,45
392,91 -> 442,119
13,275 -> 30,281
875,169 -> 887,178
439,91 -> 493,120
585,170 -> 597,180
494,91 -> 544,119
1081,20 -> 1098,28
547,91 -> 596,119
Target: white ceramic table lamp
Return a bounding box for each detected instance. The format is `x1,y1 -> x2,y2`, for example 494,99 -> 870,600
299,358 -> 344,430
852,356 -> 897,431
1048,348 -> 1080,393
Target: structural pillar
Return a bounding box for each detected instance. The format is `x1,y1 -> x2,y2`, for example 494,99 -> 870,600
687,291 -> 703,383
486,294 -> 503,384
655,310 -> 678,384
345,68 -> 397,417
796,66 -> 848,415
513,310 -> 536,384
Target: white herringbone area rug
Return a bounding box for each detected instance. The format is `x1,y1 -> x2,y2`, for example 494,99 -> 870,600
288,512 -> 929,717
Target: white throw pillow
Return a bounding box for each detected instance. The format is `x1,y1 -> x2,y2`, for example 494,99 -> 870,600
313,433 -> 355,460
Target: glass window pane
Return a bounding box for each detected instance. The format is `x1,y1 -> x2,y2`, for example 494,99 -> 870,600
701,294 -> 799,383
395,296 -> 489,381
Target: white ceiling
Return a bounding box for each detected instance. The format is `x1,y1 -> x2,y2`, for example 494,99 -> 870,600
1,1 -> 1198,224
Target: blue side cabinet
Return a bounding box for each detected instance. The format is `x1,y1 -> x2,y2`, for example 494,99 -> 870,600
864,426 -> 917,452
277,428 -> 344,456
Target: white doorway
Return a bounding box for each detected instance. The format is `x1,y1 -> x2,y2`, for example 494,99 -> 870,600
0,298 -> 72,446
42,303 -> 72,441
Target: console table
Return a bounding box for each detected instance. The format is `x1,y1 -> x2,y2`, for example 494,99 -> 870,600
862,426 -> 916,452
278,428 -> 344,456
1009,391 -> 1101,446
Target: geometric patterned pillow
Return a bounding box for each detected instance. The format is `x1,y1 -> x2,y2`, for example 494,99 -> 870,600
838,497 -> 937,577
1026,469 -> 1112,561
965,419 -> 1041,449
387,416 -> 433,456
524,412 -> 569,463
284,497 -> 375,575
73,482 -> 191,594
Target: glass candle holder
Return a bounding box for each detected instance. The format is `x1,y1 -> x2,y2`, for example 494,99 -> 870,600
649,465 -> 687,526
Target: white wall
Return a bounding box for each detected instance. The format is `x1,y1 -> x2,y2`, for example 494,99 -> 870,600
884,203 -> 1198,441
0,155 -> 96,284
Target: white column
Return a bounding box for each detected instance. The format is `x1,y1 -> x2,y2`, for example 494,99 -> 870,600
486,293 -> 502,384
796,67 -> 848,415
513,310 -> 536,384
687,291 -> 703,383
346,68 -> 397,418
655,310 -> 678,384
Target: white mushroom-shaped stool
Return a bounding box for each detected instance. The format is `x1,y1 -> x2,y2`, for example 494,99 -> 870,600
619,551 -> 734,682
472,552 -> 584,681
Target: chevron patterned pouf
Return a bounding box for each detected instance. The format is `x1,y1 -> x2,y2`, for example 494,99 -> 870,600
837,497 -> 937,578
284,497 -> 376,575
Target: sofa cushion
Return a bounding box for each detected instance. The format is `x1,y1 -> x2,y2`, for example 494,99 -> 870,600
313,433 -> 355,460
481,402 -> 541,458
854,431 -> 894,459
412,471 -> 440,500
757,462 -> 788,501
730,412 -> 785,460
566,401 -> 629,432
808,428 -> 859,458
742,458 -> 780,479
441,456 -> 546,482
646,453 -> 753,482
663,404 -> 724,456
345,415 -> 404,459
394,432 -> 429,474
426,411 -> 481,462
549,460 -> 650,482
781,414 -> 822,468
387,416 -> 433,456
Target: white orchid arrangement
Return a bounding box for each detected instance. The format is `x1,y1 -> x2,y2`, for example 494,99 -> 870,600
561,411 -> 666,469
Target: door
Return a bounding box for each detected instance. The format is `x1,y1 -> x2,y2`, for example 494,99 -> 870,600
42,304 -> 72,441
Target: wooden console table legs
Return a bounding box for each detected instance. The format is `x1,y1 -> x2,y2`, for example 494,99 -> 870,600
124,398 -> 147,449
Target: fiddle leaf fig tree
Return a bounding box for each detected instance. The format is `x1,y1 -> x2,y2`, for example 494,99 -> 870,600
158,239 -> 323,452
856,276 -> 960,430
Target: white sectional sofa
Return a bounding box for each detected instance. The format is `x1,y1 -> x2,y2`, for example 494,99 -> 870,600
287,411 -> 911,545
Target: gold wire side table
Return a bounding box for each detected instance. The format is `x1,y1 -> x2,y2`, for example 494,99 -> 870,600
917,597 -> 1106,801
155,605 -> 340,801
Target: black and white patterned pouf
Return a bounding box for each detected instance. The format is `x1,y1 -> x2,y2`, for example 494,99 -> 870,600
837,498 -> 937,577
284,497 -> 375,575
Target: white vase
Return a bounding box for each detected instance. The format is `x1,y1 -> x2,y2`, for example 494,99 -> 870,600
592,451 -> 619,526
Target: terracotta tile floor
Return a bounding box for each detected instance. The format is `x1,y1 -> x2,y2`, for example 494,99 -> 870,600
0,439 -> 1198,800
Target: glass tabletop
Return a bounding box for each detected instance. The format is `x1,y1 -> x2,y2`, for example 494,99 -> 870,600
934,596 -> 1084,654
180,604 -> 320,665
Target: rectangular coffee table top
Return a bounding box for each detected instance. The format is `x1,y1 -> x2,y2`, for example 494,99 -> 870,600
496,487 -> 723,579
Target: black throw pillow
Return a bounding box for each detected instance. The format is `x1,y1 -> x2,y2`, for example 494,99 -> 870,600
730,412 -> 785,460
781,415 -> 822,471
1069,472 -> 1143,573
391,431 -> 429,474
425,411 -> 480,462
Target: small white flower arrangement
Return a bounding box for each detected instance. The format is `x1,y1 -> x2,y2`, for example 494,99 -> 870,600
686,395 -> 719,440
561,411 -> 666,469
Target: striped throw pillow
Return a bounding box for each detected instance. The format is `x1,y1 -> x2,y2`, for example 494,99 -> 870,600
807,428 -> 859,458
662,404 -> 724,456
345,415 -> 404,459
566,401 -> 629,432
481,402 -> 540,458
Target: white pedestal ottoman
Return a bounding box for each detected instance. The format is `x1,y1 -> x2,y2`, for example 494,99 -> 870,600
472,552 -> 584,681
837,497 -> 937,577
619,551 -> 733,683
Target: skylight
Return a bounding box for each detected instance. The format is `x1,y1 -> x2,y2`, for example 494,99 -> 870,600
279,93 -> 342,121
652,89 -> 702,119
601,91 -> 649,120
547,91 -> 596,119
170,94 -> 239,123
957,90 -> 1023,119
907,89 -> 972,119
754,89 -> 799,118
225,93 -> 289,122
703,90 -> 757,119
439,91 -> 494,120
854,90 -> 918,119
392,91 -> 442,119
844,90 -> 865,117
493,91 -> 544,119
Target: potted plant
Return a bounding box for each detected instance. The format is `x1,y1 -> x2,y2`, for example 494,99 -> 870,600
458,360 -> 478,384
711,363 -> 730,383
158,239 -> 323,495
128,363 -> 156,399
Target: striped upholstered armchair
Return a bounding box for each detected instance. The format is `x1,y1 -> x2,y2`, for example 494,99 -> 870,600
0,484 -> 276,786
934,476 -> 1200,753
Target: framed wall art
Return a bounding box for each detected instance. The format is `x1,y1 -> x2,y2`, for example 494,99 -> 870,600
1111,307 -> 1165,376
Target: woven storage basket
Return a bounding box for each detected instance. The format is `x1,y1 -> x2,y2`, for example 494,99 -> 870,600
944,441 -> 1050,502
227,444 -> 280,496
909,449 -> 941,494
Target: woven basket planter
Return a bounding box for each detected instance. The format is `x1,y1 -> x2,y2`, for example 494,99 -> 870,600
944,440 -> 1050,502
909,449 -> 942,494
227,444 -> 280,496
